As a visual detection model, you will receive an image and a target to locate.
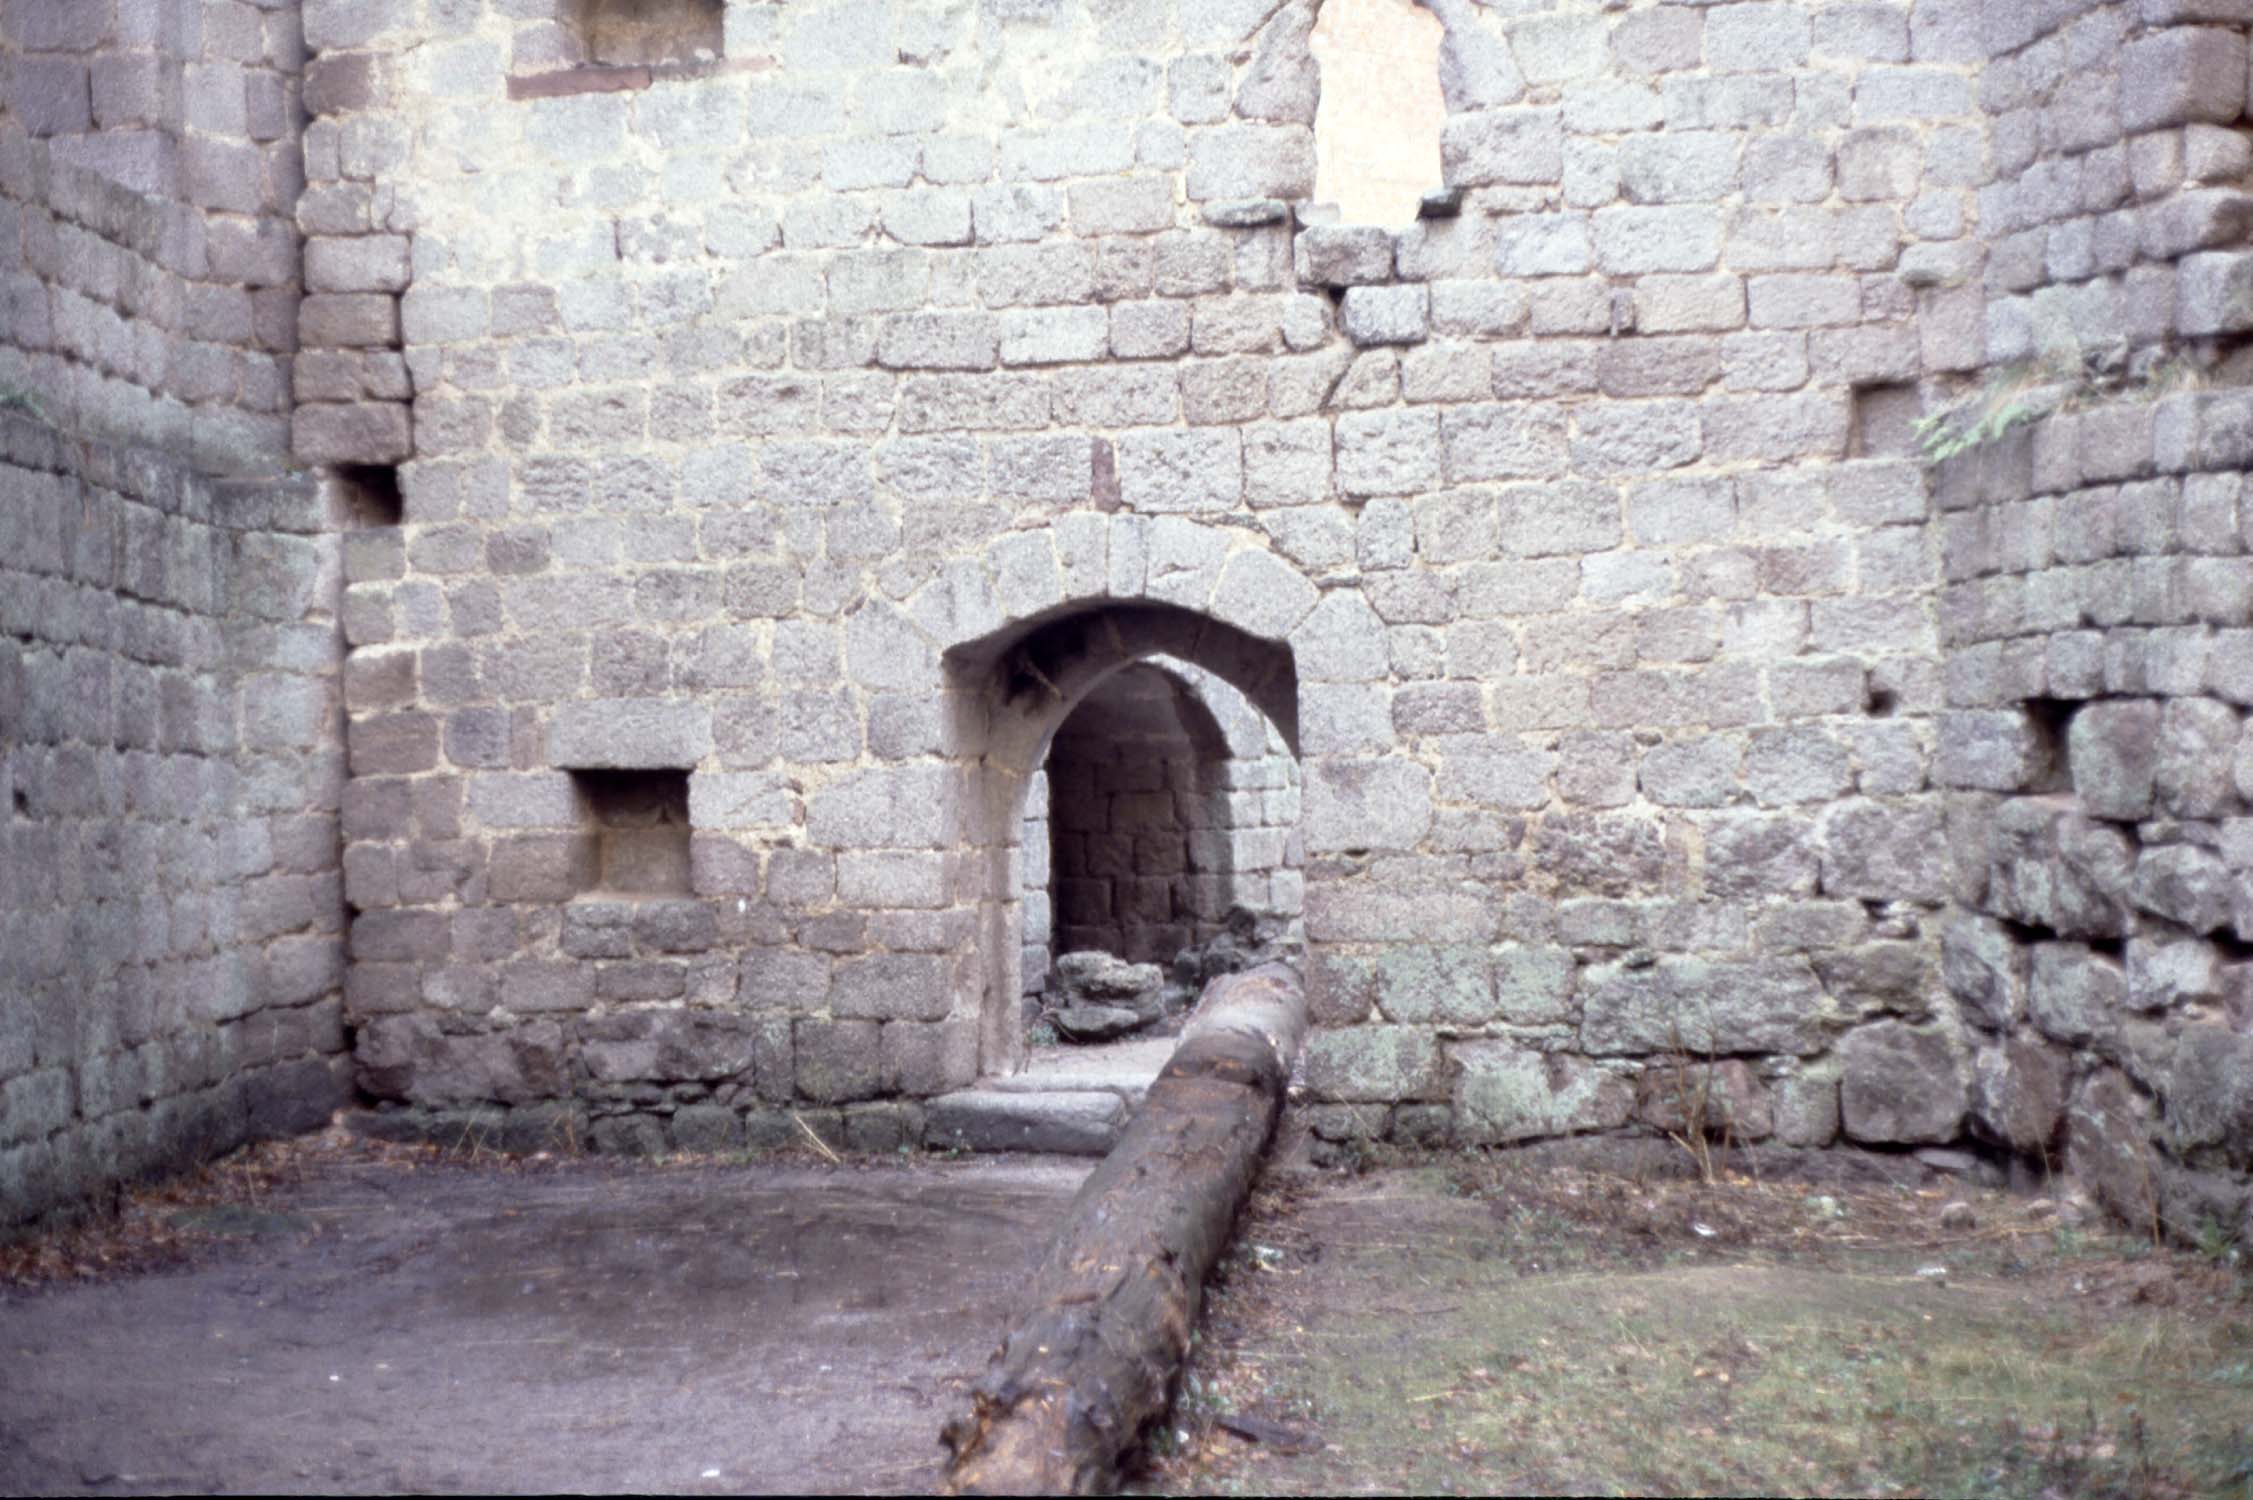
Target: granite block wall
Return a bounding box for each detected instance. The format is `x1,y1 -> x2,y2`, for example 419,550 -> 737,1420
1,0 -> 306,471
1936,393 -> 2253,1243
1922,2 -> 2253,1245
2,0 -> 2236,1233
0,412 -> 352,1233
310,0 -> 1987,1157
1978,0 -> 2253,366
1,0 -> 350,1235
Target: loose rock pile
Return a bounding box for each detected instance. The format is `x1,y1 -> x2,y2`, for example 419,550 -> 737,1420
1045,952 -> 1172,1043
1039,910 -> 1302,1045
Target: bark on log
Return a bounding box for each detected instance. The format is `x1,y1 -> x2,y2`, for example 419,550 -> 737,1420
939,962 -> 1308,1495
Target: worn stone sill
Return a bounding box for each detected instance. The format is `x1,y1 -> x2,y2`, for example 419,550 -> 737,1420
506,55 -> 770,101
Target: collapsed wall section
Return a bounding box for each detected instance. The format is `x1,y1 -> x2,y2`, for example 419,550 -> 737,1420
0,414 -> 352,1234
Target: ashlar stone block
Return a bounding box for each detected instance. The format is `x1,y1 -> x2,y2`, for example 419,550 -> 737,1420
1303,758 -> 1434,851
548,699 -> 713,770
1452,1042 -> 1632,1144
1339,285 -> 1430,347
2119,26 -> 2248,134
1293,225 -> 1394,287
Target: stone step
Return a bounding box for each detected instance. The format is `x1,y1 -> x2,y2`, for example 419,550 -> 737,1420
925,1089 -> 1127,1156
982,1036 -> 1177,1107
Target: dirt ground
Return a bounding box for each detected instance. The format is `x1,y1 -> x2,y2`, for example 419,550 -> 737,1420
1137,1146 -> 2253,1499
8,1135 -> 2253,1499
0,1134 -> 1087,1495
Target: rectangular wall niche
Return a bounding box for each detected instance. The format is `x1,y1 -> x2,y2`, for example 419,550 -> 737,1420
570,769 -> 692,895
336,463 -> 403,527
570,0 -> 724,67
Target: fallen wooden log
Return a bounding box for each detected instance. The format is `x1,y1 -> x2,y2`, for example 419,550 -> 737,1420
939,961 -> 1308,1496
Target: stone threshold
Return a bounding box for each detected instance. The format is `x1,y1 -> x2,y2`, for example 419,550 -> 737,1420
925,1036 -> 1179,1156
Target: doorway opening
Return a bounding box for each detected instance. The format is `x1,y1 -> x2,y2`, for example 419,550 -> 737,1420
1020,656 -> 1301,1048
942,603 -> 1302,1079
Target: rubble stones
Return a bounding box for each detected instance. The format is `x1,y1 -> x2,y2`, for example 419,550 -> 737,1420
1052,952 -> 1166,1012
1043,951 -> 1167,1042
1050,1005 -> 1148,1043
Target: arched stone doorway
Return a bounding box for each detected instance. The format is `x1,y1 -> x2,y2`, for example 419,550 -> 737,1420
941,602 -> 1302,1076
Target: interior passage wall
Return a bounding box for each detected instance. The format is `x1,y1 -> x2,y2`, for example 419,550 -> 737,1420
0,0 -> 307,472
0,413 -> 351,1234
1045,662 -> 1295,968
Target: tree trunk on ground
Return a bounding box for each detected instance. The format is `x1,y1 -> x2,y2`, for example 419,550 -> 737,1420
938,962 -> 1308,1496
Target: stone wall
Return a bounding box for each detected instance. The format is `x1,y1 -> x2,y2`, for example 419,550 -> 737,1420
0,412 -> 352,1233
316,0 -> 1995,1158
1,0 -> 306,471
1937,393 -> 2253,1244
0,0 -> 347,1234
1927,4 -> 2253,1245
1978,1 -> 2253,365
0,0 -> 2243,1240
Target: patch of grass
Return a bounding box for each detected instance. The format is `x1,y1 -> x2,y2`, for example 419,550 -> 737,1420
1149,1166 -> 2253,1498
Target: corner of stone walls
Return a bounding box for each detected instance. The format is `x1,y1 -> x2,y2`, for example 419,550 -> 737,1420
291,12 -> 414,467
1,408 -> 355,1237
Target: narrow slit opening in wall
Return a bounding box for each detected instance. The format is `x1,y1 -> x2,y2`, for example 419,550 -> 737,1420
569,0 -> 723,67
2022,697 -> 2076,795
336,464 -> 403,528
1309,0 -> 1445,228
570,769 -> 692,896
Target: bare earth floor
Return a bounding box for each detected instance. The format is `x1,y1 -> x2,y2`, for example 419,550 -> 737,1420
0,1143 -> 1088,1496
9,1139 -> 2253,1499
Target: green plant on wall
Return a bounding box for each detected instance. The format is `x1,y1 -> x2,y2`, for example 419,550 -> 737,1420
1911,362 -> 2057,465
1913,396 -> 2044,464
0,384 -> 46,421
1913,353 -> 2208,466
